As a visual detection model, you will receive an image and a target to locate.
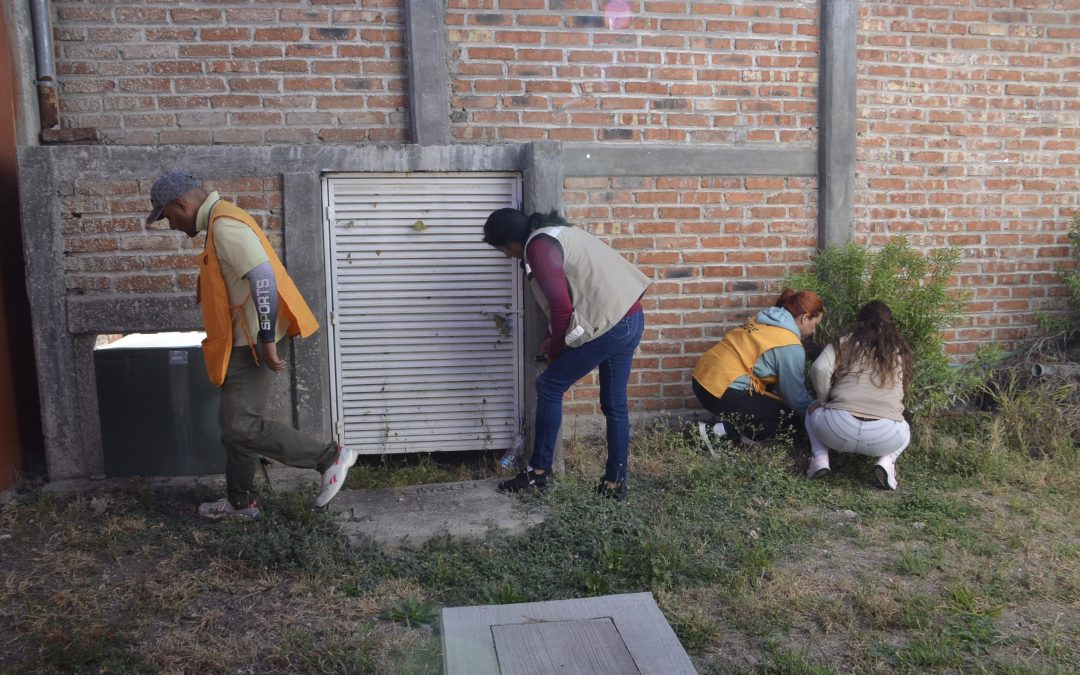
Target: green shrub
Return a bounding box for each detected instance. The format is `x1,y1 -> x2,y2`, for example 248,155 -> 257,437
1040,214 -> 1080,334
784,236 -> 968,415
483,580 -> 525,605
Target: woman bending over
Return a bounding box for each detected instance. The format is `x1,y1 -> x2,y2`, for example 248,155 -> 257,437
483,208 -> 650,500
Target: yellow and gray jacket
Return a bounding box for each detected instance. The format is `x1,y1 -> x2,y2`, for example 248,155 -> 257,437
693,307 -> 813,417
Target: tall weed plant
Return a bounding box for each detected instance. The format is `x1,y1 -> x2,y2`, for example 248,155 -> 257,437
785,237 -> 968,415
983,370 -> 1079,462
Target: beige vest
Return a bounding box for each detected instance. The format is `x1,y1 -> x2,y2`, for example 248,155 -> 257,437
811,339 -> 906,421
525,226 -> 650,347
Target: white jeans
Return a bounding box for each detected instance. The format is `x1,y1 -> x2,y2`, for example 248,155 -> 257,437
805,407 -> 909,461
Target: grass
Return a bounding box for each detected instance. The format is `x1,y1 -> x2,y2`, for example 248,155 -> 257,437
344,451 -> 496,489
1,367 -> 1079,672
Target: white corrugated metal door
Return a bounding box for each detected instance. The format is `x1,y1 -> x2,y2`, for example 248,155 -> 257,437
323,173 -> 523,454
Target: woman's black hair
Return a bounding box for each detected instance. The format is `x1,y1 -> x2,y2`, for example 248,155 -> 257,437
482,208 -> 571,247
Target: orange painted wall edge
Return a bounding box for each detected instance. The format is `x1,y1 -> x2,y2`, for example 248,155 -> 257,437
0,7 -> 24,491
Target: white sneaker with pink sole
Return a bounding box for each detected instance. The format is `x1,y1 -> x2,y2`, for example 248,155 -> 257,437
315,446 -> 357,508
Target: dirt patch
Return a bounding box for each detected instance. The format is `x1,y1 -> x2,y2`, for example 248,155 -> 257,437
0,490 -> 439,673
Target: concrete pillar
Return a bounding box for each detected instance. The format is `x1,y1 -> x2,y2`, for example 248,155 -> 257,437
73,334 -> 104,476
818,0 -> 859,248
282,172 -> 333,442
522,141 -> 564,471
404,0 -> 451,146
17,147 -> 88,479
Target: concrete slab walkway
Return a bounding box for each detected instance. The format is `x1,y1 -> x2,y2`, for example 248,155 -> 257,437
328,478 -> 548,549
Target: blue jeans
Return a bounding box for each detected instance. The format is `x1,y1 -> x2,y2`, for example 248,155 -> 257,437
531,309 -> 644,483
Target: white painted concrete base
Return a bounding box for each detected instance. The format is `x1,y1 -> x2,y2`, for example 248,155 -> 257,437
442,592 -> 697,675
329,478 -> 548,549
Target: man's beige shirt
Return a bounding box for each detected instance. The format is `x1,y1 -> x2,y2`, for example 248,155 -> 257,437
196,193 -> 289,346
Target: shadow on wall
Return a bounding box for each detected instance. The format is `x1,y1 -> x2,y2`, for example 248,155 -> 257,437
0,6 -> 44,489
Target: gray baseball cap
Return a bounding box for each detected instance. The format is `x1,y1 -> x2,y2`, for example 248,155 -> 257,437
146,171 -> 200,224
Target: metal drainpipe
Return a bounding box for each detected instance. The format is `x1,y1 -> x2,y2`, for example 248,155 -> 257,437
28,0 -> 97,143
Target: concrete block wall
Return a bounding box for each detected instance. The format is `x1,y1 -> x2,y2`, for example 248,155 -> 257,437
51,0 -> 408,144
856,1 -> 1080,356
445,0 -> 819,144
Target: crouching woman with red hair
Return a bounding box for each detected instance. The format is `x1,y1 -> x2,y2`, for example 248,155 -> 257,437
692,289 -> 824,448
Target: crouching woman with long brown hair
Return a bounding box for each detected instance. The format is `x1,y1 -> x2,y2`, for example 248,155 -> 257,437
804,300 -> 913,490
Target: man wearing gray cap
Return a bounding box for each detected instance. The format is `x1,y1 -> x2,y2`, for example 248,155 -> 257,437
147,172 -> 356,519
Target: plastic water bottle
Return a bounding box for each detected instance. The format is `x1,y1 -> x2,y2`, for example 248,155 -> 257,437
499,430 -> 526,472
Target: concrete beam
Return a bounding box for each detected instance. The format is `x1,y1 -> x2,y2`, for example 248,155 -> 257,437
283,172 -> 332,440
67,296 -> 201,334
564,144 -> 817,177
818,0 -> 859,247
35,140 -> 818,185
41,144 -> 525,179
403,0 -> 451,145
273,144 -> 525,173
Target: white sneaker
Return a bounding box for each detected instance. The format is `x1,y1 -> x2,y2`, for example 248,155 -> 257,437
315,446 -> 357,508
806,453 -> 831,479
198,498 -> 261,521
873,457 -> 898,490
697,421 -> 726,456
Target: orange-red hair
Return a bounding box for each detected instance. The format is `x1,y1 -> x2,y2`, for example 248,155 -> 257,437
775,288 -> 824,319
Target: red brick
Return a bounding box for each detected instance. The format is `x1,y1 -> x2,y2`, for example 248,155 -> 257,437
57,7 -> 114,21
254,28 -> 305,42
229,78 -> 281,92
285,78 -> 334,92
171,9 -> 222,22
202,28 -> 252,41
226,8 -> 278,22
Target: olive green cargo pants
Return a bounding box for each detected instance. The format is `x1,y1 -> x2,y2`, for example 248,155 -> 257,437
219,342 -> 337,507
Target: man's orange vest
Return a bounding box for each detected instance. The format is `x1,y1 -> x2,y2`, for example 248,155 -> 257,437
198,199 -> 319,387
693,321 -> 801,401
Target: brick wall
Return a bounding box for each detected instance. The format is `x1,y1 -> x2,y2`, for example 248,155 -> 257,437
52,1 -> 408,144
446,0 -> 819,143
39,0 -> 1080,409
856,0 -> 1080,356
560,175 -> 818,416
61,177 -> 282,297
